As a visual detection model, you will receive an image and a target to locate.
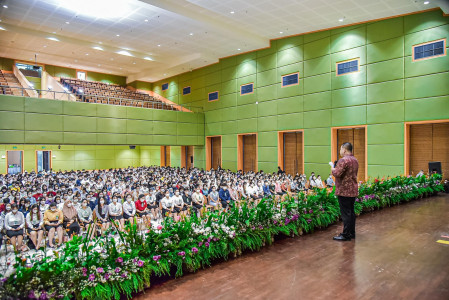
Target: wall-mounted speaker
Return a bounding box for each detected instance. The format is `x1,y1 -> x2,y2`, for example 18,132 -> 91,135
129,145 -> 136,149
190,156 -> 193,163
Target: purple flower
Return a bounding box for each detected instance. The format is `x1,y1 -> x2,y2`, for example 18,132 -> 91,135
153,255 -> 161,261
28,290 -> 36,299
116,257 -> 123,263
213,237 -> 218,242
115,267 -> 121,273
133,258 -> 138,263
39,291 -> 48,300
88,274 -> 95,281
137,260 -> 144,267
104,273 -> 110,280
205,242 -> 210,248
82,267 -> 87,273
192,247 -> 198,254
178,251 -> 186,256
96,267 -> 104,273
198,241 -> 203,247
285,218 -> 290,225
307,219 -> 312,224
259,225 -> 264,230
309,209 -> 313,214
273,220 -> 277,224
207,237 -> 211,243
121,272 -> 128,278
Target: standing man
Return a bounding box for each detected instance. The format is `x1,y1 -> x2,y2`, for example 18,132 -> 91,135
330,142 -> 358,241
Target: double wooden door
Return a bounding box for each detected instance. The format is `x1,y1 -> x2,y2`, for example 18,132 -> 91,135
336,128 -> 365,182
283,132 -> 303,175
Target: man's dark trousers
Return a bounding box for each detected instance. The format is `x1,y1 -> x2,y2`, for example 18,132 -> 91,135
338,196 -> 356,238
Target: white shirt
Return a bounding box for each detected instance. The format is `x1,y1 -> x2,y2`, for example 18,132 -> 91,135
26,212 -> 44,228
161,197 -> 174,209
5,211 -> 25,230
109,202 -> 123,216
172,195 -> 183,206
122,201 -> 136,216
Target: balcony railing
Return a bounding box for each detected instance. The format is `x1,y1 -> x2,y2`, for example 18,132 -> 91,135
0,85 -> 203,113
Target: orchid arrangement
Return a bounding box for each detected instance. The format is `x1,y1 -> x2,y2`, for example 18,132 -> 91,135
0,174 -> 443,300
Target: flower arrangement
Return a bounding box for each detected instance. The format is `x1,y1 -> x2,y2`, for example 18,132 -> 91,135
0,174 -> 443,300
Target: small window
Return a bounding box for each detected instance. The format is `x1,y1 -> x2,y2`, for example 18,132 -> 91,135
336,59 -> 359,76
162,83 -> 168,91
413,39 -> 446,61
208,91 -> 219,102
240,83 -> 254,95
183,86 -> 191,95
281,72 -> 299,87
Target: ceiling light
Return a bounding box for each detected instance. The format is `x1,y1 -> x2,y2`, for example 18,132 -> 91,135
230,11 -> 234,14
157,44 -> 161,47
93,46 -> 103,51
164,73 -> 167,76
189,33 -> 193,36
144,57 -> 153,61
59,0 -> 132,19
117,50 -> 133,56
145,19 -> 148,22
237,48 -> 241,51
85,53 -> 89,55
0,26 -> 5,31
65,21 -> 70,24
133,62 -> 136,64
43,45 -> 47,47
47,37 -> 59,41
339,18 -> 344,22
423,1 -> 429,4
280,31 -> 283,34
3,5 -> 7,8
116,34 -> 120,37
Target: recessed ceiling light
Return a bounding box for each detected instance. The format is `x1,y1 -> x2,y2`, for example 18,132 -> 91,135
93,46 -> 103,51
116,34 -> 120,37
230,11 -> 234,14
157,44 -> 161,47
59,0 -> 132,19
43,45 -> 47,48
133,62 -> 136,64
144,57 -> 153,61
85,53 -> 89,55
65,21 -> 70,24
117,50 -> 133,56
164,73 -> 167,76
280,31 -> 283,34
145,19 -> 148,22
423,1 -> 429,4
339,18 -> 344,22
47,37 -> 59,41
189,33 -> 193,36
3,5 -> 7,8
237,48 -> 241,51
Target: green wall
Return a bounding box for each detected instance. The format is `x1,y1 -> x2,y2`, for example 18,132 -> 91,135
0,95 -> 204,146
42,64 -> 126,86
151,10 -> 449,178
0,57 -> 14,71
25,76 -> 41,90
128,80 -> 153,91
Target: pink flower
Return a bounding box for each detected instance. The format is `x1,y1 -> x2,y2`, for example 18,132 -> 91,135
205,242 -> 210,248
121,272 -> 128,278
307,219 -> 312,223
116,257 -> 123,263
177,251 -> 186,256
104,273 -> 110,280
88,274 -> 95,281
115,267 -> 121,273
82,267 -> 87,273
96,267 -> 104,273
153,255 -> 161,261
157,225 -> 163,230
198,242 -> 203,247
137,260 -> 144,267
192,247 -> 198,254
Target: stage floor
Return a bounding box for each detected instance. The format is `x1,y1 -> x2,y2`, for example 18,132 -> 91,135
136,193 -> 449,300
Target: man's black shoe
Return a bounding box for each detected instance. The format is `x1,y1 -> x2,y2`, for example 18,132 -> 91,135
333,234 -> 351,241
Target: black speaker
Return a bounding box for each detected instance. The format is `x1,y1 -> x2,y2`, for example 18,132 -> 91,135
428,161 -> 442,175
129,145 -> 136,149
190,156 -> 193,163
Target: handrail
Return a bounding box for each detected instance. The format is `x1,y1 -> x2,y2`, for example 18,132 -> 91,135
0,84 -> 203,113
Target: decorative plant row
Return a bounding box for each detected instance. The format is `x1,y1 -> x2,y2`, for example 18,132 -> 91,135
0,174 -> 443,300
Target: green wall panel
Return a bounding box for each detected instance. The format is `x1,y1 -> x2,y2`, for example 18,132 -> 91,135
367,58 -> 404,84
405,95 -> 449,121
368,144 -> 404,165
277,113 -> 303,130
367,80 -> 404,104
332,106 -> 367,126
332,86 -> 366,108
368,123 -> 404,145
367,101 -> 404,124
405,72 -> 449,99
303,91 -> 332,111
367,17 -> 404,43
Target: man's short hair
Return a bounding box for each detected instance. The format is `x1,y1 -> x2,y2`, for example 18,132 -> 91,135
341,142 -> 353,152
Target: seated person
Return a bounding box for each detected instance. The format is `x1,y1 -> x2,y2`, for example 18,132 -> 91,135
208,186 -> 220,209
146,191 -> 159,221
219,184 -> 231,209
26,204 -> 44,250
171,190 -> 184,219
122,194 -> 136,226
160,191 -> 174,217
62,200 -> 81,239
78,199 -> 95,238
181,189 -> 192,215
326,174 -> 335,187
93,198 -> 109,234
5,204 -> 26,251
108,195 -> 124,231
191,188 -> 204,212
135,194 -> 150,226
44,202 -> 64,248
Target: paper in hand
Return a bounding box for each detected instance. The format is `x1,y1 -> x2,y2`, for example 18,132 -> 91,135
329,162 -> 334,167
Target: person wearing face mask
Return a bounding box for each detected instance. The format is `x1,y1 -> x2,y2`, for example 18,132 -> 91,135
135,194 -> 149,228
94,197 -> 110,234
1,200 -> 12,218
219,184 -> 231,209
44,202 -> 64,248
62,200 -> 80,239
208,186 -> 220,210
122,194 -> 136,226
181,189 -> 192,216
5,204 -> 25,251
160,191 -> 174,218
26,204 -> 44,250
172,190 -> 184,219
78,199 -> 94,238
87,194 -> 97,211
146,191 -> 159,221
108,196 -> 124,231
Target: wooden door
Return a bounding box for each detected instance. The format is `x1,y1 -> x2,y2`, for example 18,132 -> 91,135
410,123 -> 449,179
283,132 -> 303,175
337,128 -> 365,182
211,137 -> 221,169
161,146 -> 171,167
243,134 -> 256,172
186,146 -> 194,169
